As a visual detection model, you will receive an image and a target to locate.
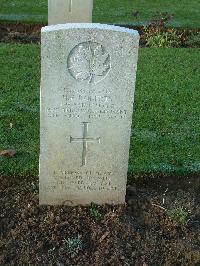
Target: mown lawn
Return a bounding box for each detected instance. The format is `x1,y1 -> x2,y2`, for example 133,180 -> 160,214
0,44 -> 199,177
0,0 -> 200,28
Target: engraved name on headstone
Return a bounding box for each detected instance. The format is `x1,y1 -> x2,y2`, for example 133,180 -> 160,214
48,0 -> 93,25
40,24 -> 139,205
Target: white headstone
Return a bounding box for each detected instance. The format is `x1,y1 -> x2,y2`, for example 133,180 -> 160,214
40,24 -> 139,205
48,0 -> 93,25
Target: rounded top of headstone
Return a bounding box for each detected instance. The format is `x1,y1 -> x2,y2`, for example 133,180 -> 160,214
41,23 -> 139,37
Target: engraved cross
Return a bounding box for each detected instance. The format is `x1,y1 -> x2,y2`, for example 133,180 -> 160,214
70,122 -> 100,166
69,0 -> 73,12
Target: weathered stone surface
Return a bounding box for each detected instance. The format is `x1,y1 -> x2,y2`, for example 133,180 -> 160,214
48,0 -> 93,25
40,24 -> 139,205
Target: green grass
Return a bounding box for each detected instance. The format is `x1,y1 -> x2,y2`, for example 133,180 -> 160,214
94,0 -> 200,28
0,0 -> 47,23
0,44 -> 40,176
0,44 -> 200,177
0,0 -> 200,28
130,48 -> 200,174
167,208 -> 190,225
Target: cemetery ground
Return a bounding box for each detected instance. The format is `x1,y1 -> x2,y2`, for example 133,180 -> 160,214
1,43 -> 200,265
0,0 -> 200,47
0,1 -> 200,265
0,0 -> 200,28
1,45 -> 200,177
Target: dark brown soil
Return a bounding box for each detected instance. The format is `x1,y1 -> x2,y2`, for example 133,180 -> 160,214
0,22 -> 199,47
1,175 -> 200,265
0,22 -> 44,44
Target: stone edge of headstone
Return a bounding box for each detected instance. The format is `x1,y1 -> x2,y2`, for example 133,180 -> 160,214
41,23 -> 139,38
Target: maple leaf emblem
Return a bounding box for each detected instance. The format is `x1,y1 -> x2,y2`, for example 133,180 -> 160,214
68,42 -> 111,84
